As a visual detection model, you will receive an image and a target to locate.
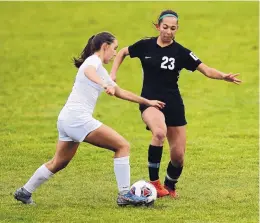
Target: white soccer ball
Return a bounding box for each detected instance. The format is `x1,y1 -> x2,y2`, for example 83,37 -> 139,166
130,180 -> 157,205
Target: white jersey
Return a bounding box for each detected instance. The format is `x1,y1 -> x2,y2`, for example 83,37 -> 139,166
58,54 -> 116,121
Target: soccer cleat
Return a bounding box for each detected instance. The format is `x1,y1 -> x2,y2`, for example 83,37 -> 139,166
164,185 -> 178,198
117,190 -> 148,207
150,180 -> 169,198
14,187 -> 34,205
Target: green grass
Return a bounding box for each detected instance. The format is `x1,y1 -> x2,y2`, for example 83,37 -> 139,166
0,1 -> 258,223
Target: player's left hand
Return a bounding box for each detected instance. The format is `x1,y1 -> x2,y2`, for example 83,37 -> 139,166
223,73 -> 242,84
104,86 -> 115,96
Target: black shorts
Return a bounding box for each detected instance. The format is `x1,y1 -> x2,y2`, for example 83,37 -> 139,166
139,104 -> 187,128
139,90 -> 187,128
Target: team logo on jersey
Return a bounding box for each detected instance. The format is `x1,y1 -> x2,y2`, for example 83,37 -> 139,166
145,56 -> 152,59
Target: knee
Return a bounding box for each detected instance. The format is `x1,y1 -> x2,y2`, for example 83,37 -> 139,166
152,128 -> 167,143
118,140 -> 130,154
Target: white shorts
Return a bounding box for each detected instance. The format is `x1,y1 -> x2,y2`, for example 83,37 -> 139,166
57,117 -> 102,142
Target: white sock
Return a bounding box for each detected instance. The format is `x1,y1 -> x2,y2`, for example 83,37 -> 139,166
114,156 -> 130,193
23,164 -> 54,193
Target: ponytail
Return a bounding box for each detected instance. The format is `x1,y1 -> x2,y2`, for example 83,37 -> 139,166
73,35 -> 95,68
73,32 -> 115,68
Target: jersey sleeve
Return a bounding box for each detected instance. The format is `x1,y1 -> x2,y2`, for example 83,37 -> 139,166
101,70 -> 117,87
128,39 -> 146,58
181,47 -> 202,72
105,75 -> 117,87
85,56 -> 102,70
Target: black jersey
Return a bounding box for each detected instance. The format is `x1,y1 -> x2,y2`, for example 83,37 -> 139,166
128,37 -> 202,101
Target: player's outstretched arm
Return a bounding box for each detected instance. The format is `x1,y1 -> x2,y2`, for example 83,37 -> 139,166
114,86 -> 165,109
197,63 -> 242,85
110,47 -> 130,82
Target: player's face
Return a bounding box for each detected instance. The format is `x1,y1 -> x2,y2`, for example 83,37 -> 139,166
157,17 -> 178,43
104,39 -> 118,64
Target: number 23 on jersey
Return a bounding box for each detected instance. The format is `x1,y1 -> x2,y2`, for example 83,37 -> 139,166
160,52 -> 199,71
160,56 -> 175,70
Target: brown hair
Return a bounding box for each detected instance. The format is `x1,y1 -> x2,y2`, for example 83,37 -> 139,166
73,32 -> 115,68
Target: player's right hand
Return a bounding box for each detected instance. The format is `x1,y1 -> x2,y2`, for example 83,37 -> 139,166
104,86 -> 115,96
223,73 -> 242,84
147,100 -> 165,109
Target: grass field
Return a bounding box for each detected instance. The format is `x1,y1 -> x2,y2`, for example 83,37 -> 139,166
0,1 -> 258,223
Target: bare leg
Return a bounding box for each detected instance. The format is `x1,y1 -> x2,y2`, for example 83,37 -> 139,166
22,141 -> 79,193
167,126 -> 186,167
14,141 -> 79,204
142,107 -> 167,147
83,124 -> 130,158
83,124 -> 147,205
141,107 -> 169,197
45,141 -> 80,173
84,124 -> 130,192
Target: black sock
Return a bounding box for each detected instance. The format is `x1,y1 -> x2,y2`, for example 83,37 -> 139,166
148,145 -> 163,181
164,161 -> 183,190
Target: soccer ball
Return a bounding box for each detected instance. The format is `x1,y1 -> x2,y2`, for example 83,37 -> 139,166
130,180 -> 157,206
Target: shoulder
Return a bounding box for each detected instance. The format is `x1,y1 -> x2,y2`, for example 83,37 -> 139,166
84,55 -> 102,69
173,41 -> 193,55
131,37 -> 156,46
142,37 -> 156,42
141,37 -> 157,45
173,41 -> 188,50
87,55 -> 102,65
128,37 -> 157,57
86,55 -> 101,63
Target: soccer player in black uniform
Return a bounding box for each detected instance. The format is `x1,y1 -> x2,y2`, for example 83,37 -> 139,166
110,10 -> 241,198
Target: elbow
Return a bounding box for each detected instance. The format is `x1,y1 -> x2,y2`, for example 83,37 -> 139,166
120,47 -> 129,58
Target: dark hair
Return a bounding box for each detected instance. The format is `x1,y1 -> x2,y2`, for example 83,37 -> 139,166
157,10 -> 179,25
73,32 -> 115,68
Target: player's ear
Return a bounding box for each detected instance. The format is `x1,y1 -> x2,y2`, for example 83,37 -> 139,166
153,23 -> 160,31
102,42 -> 109,51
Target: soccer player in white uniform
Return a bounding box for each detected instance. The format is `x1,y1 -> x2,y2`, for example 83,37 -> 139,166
14,32 -> 165,206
